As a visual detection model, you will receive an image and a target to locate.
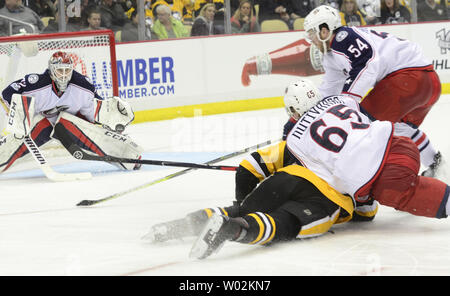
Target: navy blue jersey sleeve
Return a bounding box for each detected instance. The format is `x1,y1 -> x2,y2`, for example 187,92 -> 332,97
330,27 -> 374,94
1,71 -> 51,104
282,117 -> 298,140
2,79 -> 23,105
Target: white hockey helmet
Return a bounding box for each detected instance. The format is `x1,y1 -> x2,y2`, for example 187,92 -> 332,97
304,5 -> 342,50
48,51 -> 74,92
284,79 -> 322,118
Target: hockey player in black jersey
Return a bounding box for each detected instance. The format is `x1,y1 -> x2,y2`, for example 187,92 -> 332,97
143,142 -> 378,259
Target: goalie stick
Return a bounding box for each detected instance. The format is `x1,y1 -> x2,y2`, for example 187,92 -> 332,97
76,138 -> 281,206
23,136 -> 92,181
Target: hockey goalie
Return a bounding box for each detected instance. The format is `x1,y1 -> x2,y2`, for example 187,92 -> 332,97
0,51 -> 143,173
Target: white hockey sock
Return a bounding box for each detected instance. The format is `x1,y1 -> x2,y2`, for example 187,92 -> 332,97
394,122 -> 438,167
411,130 -> 437,168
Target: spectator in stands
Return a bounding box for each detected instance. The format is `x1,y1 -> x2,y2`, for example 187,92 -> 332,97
98,0 -> 129,32
151,4 -> 189,39
42,6 -> 80,33
133,0 -> 200,26
121,9 -> 152,41
256,0 -> 294,30
287,0 -> 314,19
190,2 -> 223,35
0,0 -> 44,35
444,0 -> 450,19
67,15 -> 84,31
146,0 -> 165,19
230,0 -> 260,33
357,0 -> 381,24
417,0 -> 448,21
194,0 -> 226,30
25,0 -> 56,18
42,14 -> 59,33
317,0 -> 340,10
380,0 -> 411,23
83,9 -> 108,30
339,0 -> 367,26
117,0 -> 133,12
80,0 -> 98,27
166,0 -> 187,21
149,0 -> 191,23
194,0 -> 225,17
181,0 -> 195,25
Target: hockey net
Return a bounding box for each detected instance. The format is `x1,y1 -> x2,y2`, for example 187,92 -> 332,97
0,30 -> 118,157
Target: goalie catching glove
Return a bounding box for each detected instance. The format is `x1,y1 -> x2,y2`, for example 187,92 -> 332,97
94,96 -> 134,133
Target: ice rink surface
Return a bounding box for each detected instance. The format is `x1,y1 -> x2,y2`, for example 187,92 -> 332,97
1,95 -> 450,276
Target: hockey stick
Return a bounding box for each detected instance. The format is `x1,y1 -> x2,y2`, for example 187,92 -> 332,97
66,142 -> 239,171
23,136 -> 92,181
76,138 -> 281,206
52,124 -> 239,171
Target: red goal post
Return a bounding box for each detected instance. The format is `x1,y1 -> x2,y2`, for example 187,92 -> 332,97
0,29 -> 118,100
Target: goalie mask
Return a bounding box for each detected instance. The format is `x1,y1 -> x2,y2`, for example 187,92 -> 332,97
48,51 -> 74,92
284,79 -> 322,118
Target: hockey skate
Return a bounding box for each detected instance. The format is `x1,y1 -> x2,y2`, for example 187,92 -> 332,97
142,218 -> 192,243
190,215 -> 245,260
142,210 -> 209,243
422,151 -> 442,178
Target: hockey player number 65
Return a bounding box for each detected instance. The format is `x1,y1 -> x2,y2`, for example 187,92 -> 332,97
310,104 -> 369,153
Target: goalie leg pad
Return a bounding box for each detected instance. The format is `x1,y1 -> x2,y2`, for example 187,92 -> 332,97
52,112 -> 143,170
6,94 -> 35,137
0,116 -> 52,172
0,134 -> 27,172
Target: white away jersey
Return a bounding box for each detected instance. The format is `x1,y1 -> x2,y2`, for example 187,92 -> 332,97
319,26 -> 431,100
1,70 -> 103,125
286,95 -> 393,198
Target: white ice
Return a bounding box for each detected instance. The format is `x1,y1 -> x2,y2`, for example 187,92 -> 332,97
1,95 -> 450,276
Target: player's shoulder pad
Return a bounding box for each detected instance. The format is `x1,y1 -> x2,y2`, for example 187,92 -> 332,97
10,71 -> 52,91
69,70 -> 96,93
25,72 -> 51,85
331,27 -> 369,53
28,71 -> 52,86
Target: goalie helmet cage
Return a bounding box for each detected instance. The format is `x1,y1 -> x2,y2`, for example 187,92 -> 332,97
0,29 -> 119,100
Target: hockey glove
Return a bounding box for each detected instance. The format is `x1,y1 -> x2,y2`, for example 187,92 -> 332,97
94,96 -> 134,133
282,117 -> 298,140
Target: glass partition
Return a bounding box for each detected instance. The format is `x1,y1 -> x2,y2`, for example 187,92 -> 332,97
0,0 -> 447,40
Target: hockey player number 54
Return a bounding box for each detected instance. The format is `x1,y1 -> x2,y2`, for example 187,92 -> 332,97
310,104 -> 369,153
347,38 -> 369,58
